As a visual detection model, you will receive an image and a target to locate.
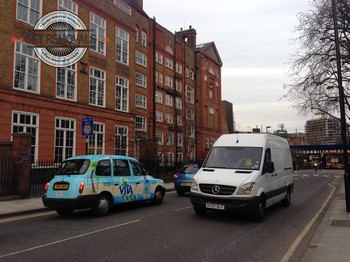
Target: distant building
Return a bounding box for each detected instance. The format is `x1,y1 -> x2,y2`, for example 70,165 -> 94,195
221,100 -> 234,134
305,116 -> 342,145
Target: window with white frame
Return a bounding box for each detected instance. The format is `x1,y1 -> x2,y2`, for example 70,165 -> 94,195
155,52 -> 163,64
12,111 -> 38,162
56,64 -> 76,101
165,76 -> 173,88
177,152 -> 183,163
57,0 -> 78,42
135,72 -> 147,88
90,12 -> 106,55
88,122 -> 104,155
14,41 -> 40,93
156,130 -> 163,145
185,67 -> 189,78
209,107 -> 215,115
165,94 -> 173,106
186,109 -> 194,120
209,81 -> 213,98
58,0 -> 77,13
175,97 -> 182,109
190,69 -> 194,80
175,63 -> 182,74
89,67 -> 105,107
135,94 -> 147,109
187,126 -> 195,138
175,79 -> 182,92
135,116 -> 147,131
155,71 -> 163,84
115,125 -> 128,155
141,31 -> 147,47
16,0 -> 41,26
165,113 -> 173,124
185,85 -> 194,104
166,132 -> 174,146
177,133 -> 183,147
116,76 -> 129,112
177,115 -> 183,126
166,152 -> 174,165
165,57 -> 173,69
155,111 -> 163,122
157,152 -> 164,165
210,138 -> 216,146
135,50 -> 147,67
116,27 -> 129,65
55,117 -> 75,163
205,137 -> 210,148
155,90 -> 162,104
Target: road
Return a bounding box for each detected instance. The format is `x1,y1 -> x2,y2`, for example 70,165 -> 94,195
0,170 -> 343,262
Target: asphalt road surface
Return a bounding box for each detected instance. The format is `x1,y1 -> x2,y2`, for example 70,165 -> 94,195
0,170 -> 343,262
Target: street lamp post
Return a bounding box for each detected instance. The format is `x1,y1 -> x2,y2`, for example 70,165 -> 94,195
332,0 -> 350,212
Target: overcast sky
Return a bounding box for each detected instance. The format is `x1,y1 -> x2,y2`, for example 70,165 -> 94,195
143,0 -> 314,133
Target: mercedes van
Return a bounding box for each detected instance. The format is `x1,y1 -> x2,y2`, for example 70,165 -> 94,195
190,133 -> 293,222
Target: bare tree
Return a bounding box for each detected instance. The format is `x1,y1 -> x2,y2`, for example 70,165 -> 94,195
283,0 -> 350,121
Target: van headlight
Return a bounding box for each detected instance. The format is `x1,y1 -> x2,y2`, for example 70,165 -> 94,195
190,178 -> 199,192
236,182 -> 255,195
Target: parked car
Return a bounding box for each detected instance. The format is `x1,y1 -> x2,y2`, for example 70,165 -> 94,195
173,164 -> 199,196
42,155 -> 166,217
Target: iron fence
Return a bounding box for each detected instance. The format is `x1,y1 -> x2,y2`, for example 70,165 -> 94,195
0,157 -> 18,197
30,160 -> 60,197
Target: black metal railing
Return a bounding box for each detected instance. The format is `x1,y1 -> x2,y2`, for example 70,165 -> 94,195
30,160 -> 60,197
0,158 -> 18,197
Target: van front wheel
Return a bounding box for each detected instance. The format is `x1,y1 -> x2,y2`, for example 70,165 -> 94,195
253,196 -> 265,222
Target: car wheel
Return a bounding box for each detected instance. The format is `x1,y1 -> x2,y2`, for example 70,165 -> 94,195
193,205 -> 206,215
56,208 -> 74,216
281,190 -> 291,207
176,190 -> 186,196
92,193 -> 111,217
253,196 -> 265,222
151,187 -> 164,205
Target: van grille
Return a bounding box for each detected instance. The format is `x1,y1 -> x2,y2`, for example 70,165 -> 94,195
199,184 -> 236,195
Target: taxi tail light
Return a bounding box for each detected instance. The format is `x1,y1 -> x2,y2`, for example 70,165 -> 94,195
173,173 -> 179,179
79,182 -> 85,194
44,182 -> 50,194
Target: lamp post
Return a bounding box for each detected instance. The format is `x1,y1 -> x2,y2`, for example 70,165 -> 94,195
332,0 -> 350,212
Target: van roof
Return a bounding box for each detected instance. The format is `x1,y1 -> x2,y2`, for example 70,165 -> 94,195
213,133 -> 289,148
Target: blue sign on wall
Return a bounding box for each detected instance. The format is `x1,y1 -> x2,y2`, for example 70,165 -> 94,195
82,118 -> 94,136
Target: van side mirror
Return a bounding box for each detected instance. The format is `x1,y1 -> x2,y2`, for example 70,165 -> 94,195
263,161 -> 275,174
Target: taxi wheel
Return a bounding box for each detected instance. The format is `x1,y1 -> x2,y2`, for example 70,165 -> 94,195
151,187 -> 164,205
92,193 -> 111,217
56,208 -> 73,216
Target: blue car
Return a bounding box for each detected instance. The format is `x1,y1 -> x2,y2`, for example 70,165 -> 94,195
173,164 -> 199,196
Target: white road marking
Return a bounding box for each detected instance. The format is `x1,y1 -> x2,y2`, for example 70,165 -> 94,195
0,219 -> 140,258
175,206 -> 192,212
281,184 -> 336,262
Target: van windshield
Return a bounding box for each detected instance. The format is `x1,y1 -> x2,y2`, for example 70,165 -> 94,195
203,147 -> 262,170
56,159 -> 90,175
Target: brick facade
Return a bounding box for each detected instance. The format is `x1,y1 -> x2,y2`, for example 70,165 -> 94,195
0,0 -> 226,166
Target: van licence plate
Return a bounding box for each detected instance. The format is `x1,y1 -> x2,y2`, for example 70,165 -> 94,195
206,202 -> 225,210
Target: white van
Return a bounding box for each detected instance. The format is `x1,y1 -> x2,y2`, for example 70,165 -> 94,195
190,133 -> 293,222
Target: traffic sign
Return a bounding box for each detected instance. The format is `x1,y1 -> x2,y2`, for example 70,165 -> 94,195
82,118 -> 94,136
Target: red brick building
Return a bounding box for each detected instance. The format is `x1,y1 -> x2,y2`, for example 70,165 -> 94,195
0,0 -> 224,166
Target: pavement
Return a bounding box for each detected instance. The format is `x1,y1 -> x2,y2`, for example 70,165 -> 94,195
0,175 -> 350,261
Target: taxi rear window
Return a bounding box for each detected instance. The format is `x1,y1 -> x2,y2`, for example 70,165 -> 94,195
57,159 -> 90,175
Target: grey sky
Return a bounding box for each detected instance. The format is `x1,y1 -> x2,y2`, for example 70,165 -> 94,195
143,0 -> 313,133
